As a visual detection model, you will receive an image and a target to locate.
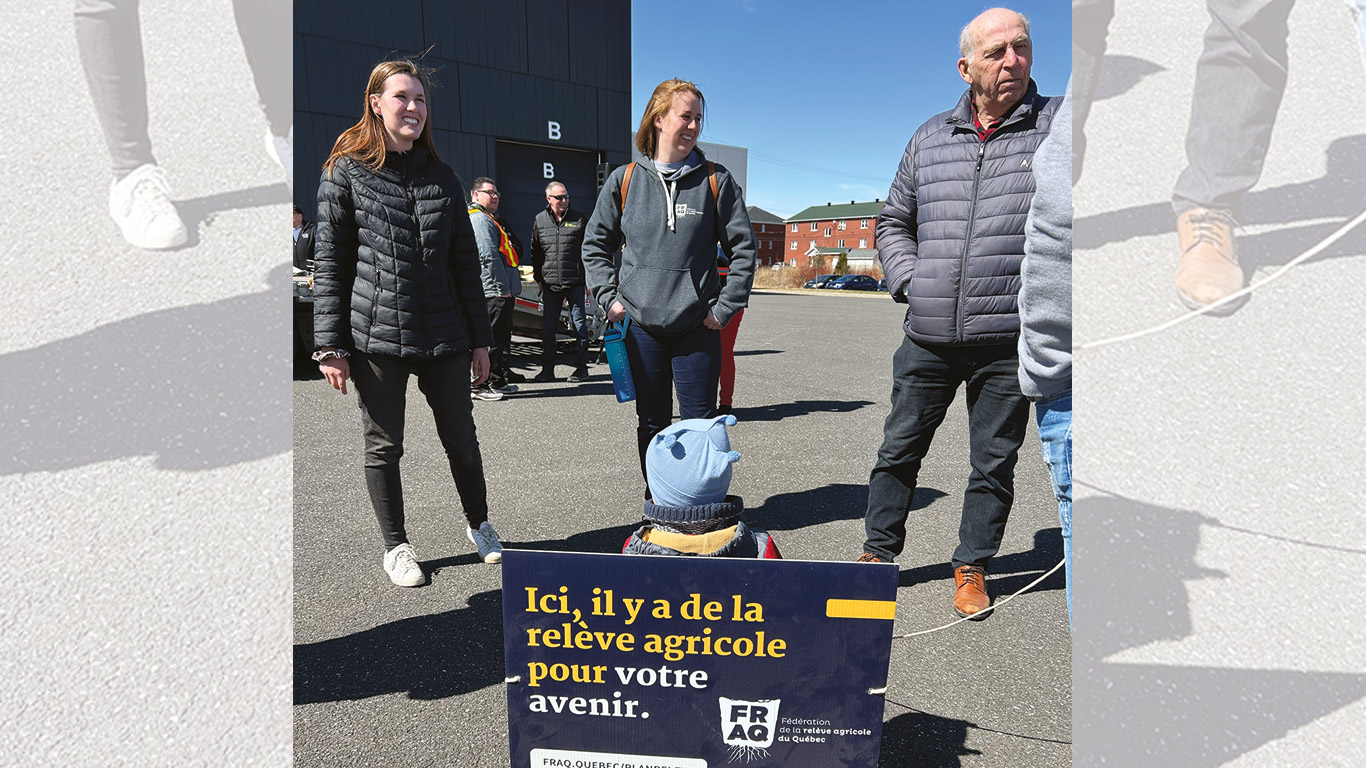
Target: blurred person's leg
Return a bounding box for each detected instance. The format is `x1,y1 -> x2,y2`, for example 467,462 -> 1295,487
1349,0 -> 1366,72
74,0 -> 154,177
1172,0 -> 1294,310
1072,0 -> 1115,184
232,0 -> 292,186
75,0 -> 188,249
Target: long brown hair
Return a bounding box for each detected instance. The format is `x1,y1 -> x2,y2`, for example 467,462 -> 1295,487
635,79 -> 705,160
323,58 -> 441,175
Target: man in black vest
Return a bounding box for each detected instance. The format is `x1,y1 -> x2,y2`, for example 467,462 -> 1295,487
530,181 -> 591,382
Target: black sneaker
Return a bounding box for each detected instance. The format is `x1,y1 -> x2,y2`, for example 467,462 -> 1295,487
533,369 -> 557,382
567,368 -> 589,382
717,404 -> 733,415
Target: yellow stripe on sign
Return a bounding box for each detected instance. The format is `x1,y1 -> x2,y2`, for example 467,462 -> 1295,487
826,599 -> 896,620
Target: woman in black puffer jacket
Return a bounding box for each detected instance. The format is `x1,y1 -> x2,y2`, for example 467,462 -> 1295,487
312,58 -> 505,587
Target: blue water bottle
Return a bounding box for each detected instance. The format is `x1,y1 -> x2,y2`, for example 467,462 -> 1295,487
603,318 -> 636,403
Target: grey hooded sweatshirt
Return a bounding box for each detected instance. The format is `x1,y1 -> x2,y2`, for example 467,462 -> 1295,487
1017,84 -> 1072,400
582,148 -> 756,335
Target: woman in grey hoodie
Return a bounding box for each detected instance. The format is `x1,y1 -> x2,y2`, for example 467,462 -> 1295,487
582,79 -> 758,487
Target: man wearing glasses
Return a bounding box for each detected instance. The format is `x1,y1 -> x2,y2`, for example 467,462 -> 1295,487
529,181 -> 592,382
469,177 -> 525,400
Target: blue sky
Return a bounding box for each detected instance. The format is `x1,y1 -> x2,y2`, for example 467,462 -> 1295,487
631,1 -> 1071,218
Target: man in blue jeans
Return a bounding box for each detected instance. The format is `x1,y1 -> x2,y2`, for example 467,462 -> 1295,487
1018,84 -> 1073,627
858,8 -> 1061,620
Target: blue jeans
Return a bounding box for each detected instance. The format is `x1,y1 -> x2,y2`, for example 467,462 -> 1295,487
1035,390 -> 1072,627
540,284 -> 590,371
863,337 -> 1030,568
625,321 -> 720,482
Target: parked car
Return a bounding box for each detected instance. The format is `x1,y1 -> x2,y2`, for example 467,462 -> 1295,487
803,273 -> 839,289
877,278 -> 888,292
826,274 -> 880,291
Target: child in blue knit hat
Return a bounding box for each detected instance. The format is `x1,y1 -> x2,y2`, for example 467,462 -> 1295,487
622,415 -> 780,559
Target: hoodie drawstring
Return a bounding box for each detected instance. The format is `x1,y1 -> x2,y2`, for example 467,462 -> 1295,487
656,169 -> 678,232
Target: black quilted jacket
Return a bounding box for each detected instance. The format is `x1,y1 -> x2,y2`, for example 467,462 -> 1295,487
529,206 -> 588,288
312,146 -> 493,358
877,81 -> 1059,345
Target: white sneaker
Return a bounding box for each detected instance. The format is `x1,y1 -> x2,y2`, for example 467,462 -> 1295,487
382,543 -> 426,587
467,521 -> 504,564
108,164 -> 187,250
265,125 -> 293,190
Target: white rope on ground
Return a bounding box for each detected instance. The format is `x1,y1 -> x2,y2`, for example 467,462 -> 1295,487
1075,206 -> 1366,353
892,559 -> 1065,640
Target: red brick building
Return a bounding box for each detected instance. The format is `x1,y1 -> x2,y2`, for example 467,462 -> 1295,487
783,200 -> 885,267
746,206 -> 786,267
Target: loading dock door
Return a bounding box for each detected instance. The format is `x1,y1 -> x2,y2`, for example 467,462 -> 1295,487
494,141 -> 601,247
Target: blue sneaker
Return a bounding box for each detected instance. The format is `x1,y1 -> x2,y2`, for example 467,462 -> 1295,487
467,521 -> 504,563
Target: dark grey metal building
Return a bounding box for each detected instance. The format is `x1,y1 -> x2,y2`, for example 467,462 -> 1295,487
294,0 -> 631,242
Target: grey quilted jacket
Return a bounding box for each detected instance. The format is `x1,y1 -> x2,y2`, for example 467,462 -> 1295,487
312,146 -> 493,358
877,80 -> 1060,345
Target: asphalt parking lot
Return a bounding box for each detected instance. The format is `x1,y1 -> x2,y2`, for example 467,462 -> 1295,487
293,290 -> 1070,767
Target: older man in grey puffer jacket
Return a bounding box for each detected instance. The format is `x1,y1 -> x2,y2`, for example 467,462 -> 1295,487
858,7 -> 1060,621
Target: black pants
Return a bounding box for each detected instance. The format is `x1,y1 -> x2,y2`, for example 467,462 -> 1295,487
485,296 -> 515,386
74,0 -> 291,176
863,337 -> 1029,568
351,352 -> 489,550
540,284 -> 590,371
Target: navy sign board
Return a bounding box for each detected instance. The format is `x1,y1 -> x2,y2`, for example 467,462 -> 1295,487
502,550 -> 898,767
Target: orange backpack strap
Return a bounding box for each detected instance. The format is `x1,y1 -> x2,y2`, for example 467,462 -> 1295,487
619,162 -> 636,213
708,161 -> 730,260
707,162 -> 719,215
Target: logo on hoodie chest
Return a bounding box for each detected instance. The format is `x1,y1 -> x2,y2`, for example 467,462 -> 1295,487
675,203 -> 703,219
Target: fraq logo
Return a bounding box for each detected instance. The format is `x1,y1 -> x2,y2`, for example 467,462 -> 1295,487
719,697 -> 779,763
675,203 -> 703,218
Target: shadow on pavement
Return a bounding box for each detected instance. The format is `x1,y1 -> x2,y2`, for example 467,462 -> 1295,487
878,707 -> 982,767
294,588 -> 505,705
733,348 -> 782,357
176,182 -> 290,249
1074,494 -> 1366,766
746,483 -> 947,532
0,265 -> 292,474
1094,55 -> 1165,102
733,399 -> 876,422
506,522 -> 643,557
1075,135 -> 1366,269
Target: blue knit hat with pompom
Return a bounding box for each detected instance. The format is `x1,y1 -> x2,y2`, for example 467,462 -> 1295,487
646,415 -> 741,508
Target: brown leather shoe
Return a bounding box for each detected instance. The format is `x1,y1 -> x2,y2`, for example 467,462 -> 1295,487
857,552 -> 890,564
1175,208 -> 1246,314
953,565 -> 992,618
